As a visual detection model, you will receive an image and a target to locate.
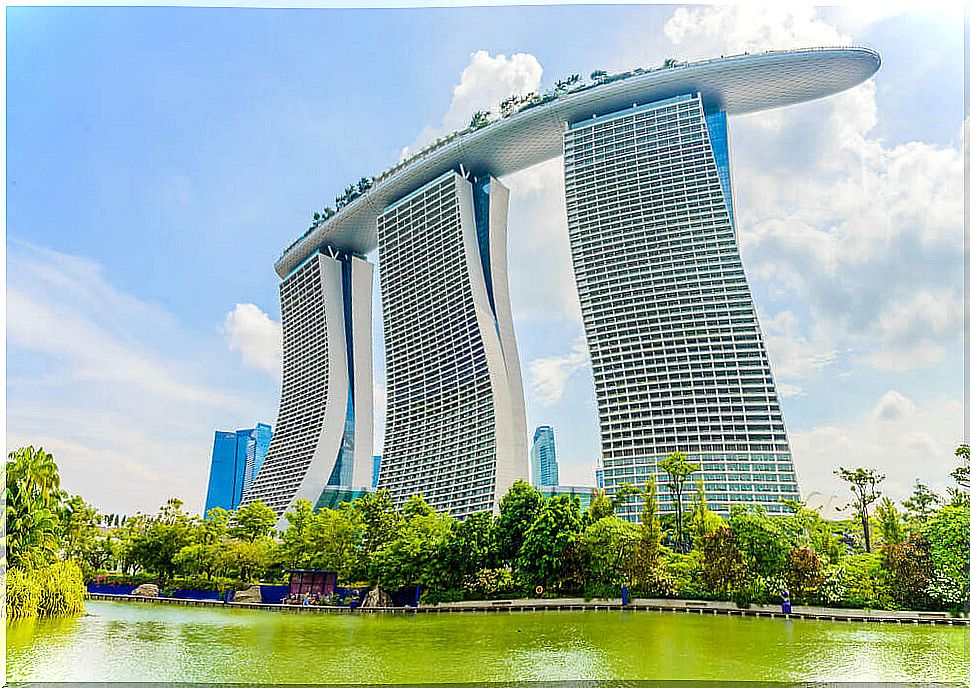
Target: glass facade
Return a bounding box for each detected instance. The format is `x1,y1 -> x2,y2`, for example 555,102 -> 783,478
371,455 -> 382,489
204,423 -> 272,514
563,92 -> 799,518
530,425 -> 559,487
539,485 -> 595,511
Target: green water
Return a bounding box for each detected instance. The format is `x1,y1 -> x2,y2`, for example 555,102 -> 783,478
6,601 -> 968,683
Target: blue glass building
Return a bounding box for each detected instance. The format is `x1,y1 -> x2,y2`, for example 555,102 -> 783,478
372,455 -> 382,489
530,425 -> 559,487
204,423 -> 272,514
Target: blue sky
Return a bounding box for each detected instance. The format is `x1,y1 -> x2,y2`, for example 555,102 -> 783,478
6,4 -> 964,515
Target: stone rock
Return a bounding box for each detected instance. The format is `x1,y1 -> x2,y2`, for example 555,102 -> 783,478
361,585 -> 393,608
234,585 -> 262,603
131,583 -> 159,598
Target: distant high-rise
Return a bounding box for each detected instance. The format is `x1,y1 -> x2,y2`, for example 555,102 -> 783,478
530,426 -> 559,487
204,423 -> 272,514
243,422 -> 272,497
595,464 -> 605,490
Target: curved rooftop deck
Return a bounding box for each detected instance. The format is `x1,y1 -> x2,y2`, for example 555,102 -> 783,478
276,46 -> 880,277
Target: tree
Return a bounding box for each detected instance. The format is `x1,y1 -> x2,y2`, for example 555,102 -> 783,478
494,480 -> 543,568
61,495 -> 104,574
590,70 -> 608,81
281,500 -> 364,582
584,516 -> 639,587
200,507 -> 231,545
7,446 -> 62,508
125,498 -> 199,581
729,505 -> 789,580
281,499 -> 316,567
584,490 -> 614,525
637,476 -> 664,568
923,503 -> 970,610
221,538 -> 278,583
371,495 -> 452,592
517,495 -> 583,589
881,535 -> 935,609
902,480 -> 940,524
785,547 -> 824,603
875,497 -> 905,546
834,466 -> 885,553
301,508 -> 362,582
658,452 -> 700,553
952,443 -> 970,491
174,542 -> 225,580
231,501 -> 276,542
700,528 -> 749,598
688,479 -> 723,545
468,110 -> 491,129
348,491 -> 400,565
5,447 -> 66,569
438,511 -> 496,589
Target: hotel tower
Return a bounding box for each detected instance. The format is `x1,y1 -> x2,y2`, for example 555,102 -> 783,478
263,48 -> 880,522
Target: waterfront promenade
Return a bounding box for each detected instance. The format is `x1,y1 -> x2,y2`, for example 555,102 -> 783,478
86,592 -> 967,625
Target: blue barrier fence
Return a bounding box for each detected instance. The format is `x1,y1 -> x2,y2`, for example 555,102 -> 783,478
87,584 -> 137,596
169,589 -> 222,601
88,583 -> 294,604
259,585 -> 289,604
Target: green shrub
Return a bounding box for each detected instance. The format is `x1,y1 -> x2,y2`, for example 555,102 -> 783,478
89,571 -> 157,587
583,582 -> 621,600
36,561 -> 86,617
421,588 -> 466,605
6,567 -> 41,618
665,551 -> 704,596
465,568 -> 517,597
837,554 -> 893,609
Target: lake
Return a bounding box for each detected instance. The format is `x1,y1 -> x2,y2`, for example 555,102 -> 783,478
6,601 -> 967,683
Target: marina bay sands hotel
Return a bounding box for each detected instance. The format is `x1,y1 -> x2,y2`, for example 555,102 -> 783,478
241,47 -> 881,525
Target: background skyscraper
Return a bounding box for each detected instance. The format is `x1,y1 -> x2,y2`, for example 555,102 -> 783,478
243,422 -> 272,497
530,425 -> 559,487
204,423 -> 272,513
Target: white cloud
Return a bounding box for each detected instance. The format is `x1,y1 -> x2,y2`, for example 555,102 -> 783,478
6,243 -> 274,515
224,303 -> 282,378
792,390 -> 963,502
761,310 -> 838,382
405,50 -> 542,155
7,244 -> 239,408
527,338 -> 590,405
872,389 -> 917,421
506,157 -> 582,323
656,6 -> 963,378
663,5 -> 848,56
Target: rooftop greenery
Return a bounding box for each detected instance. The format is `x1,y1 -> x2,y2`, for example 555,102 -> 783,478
282,58 -> 688,259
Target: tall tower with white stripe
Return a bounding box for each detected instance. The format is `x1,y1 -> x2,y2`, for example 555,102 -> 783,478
376,171 -> 527,518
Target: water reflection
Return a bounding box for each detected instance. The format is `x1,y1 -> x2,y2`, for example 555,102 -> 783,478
6,601 -> 967,683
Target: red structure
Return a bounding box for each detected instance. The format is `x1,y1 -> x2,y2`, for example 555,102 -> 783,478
285,569 -> 337,598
